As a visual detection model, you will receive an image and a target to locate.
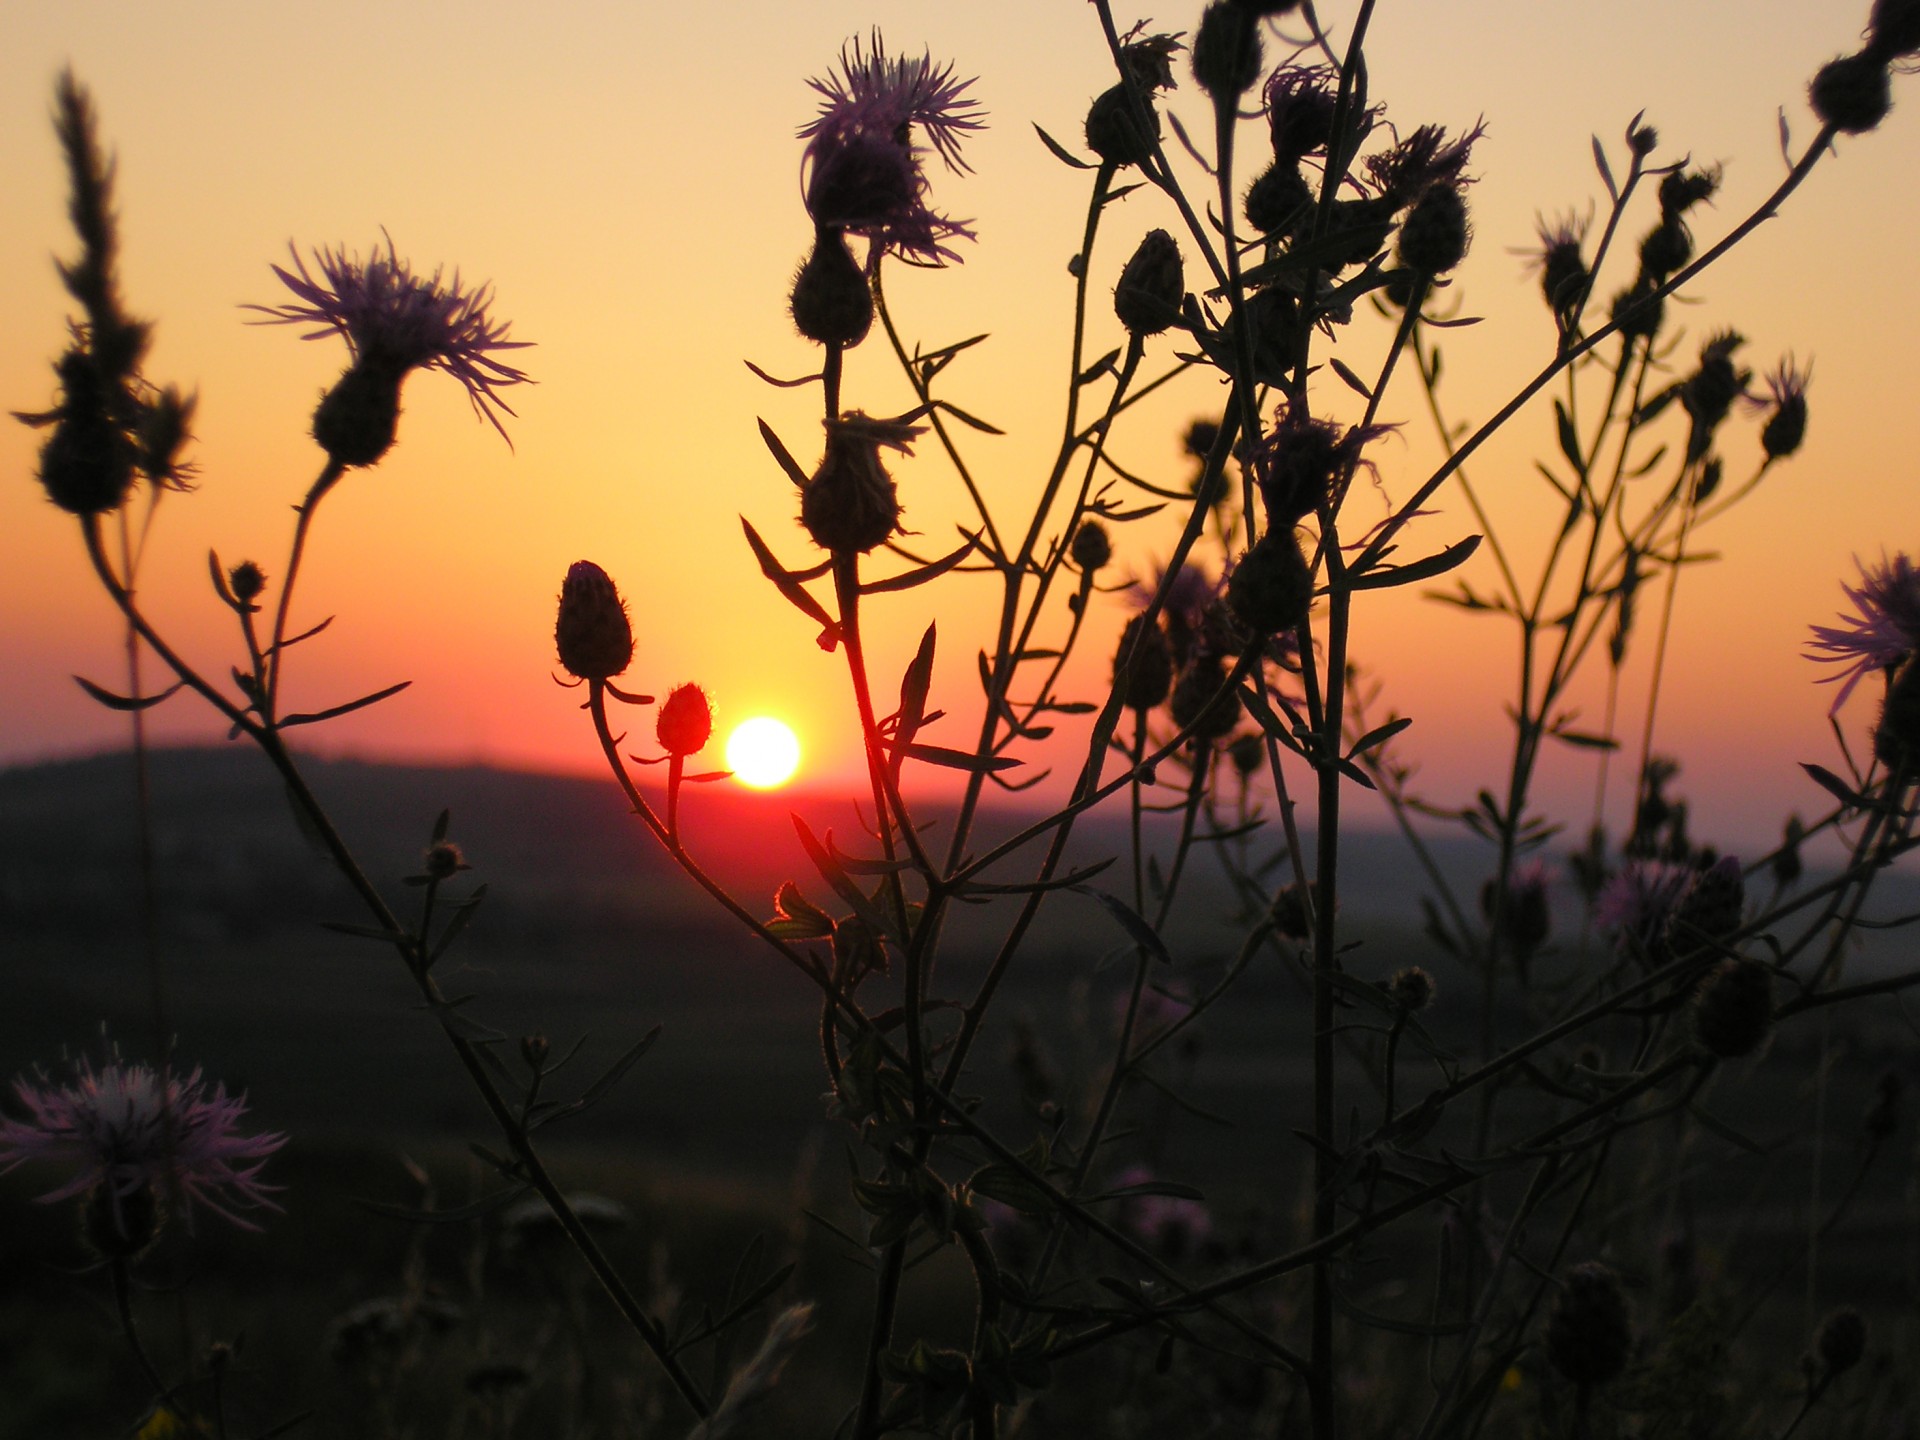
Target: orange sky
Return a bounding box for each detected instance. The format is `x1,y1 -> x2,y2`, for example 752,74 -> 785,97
2,1 -> 1915,850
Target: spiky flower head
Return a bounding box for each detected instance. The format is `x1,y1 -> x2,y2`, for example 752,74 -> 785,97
1746,357 -> 1811,460
1658,166 -> 1721,219
1530,212 -> 1592,325
1263,66 -> 1343,160
555,561 -> 635,682
1807,552 -> 1920,711
1397,181 -> 1472,277
248,238 -> 531,460
801,411 -> 923,554
0,1053 -> 283,1248
1595,859 -> 1694,965
1368,121 -> 1485,211
1252,407 -> 1385,527
800,32 -> 984,265
657,684 -> 713,758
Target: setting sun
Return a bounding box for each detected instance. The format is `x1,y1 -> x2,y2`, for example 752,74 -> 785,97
725,716 -> 802,789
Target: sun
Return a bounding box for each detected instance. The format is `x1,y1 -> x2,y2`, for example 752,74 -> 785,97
725,716 -> 802,789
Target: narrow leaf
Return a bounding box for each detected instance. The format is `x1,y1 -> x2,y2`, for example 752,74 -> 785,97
756,418 -> 811,489
1073,886 -> 1173,966
1329,357 -> 1374,400
74,675 -> 184,712
1591,134 -> 1617,200
741,517 -> 840,646
1351,534 -> 1483,590
280,680 -> 412,728
1033,122 -> 1096,169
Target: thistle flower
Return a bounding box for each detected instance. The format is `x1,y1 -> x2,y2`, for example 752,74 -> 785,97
0,1055 -> 283,1245
801,411 -> 923,554
1807,552 -> 1920,711
1367,120 -> 1486,211
1251,407 -> 1388,526
800,32 -> 984,265
1263,66 -> 1342,160
1745,357 -> 1811,460
1528,212 -> 1592,325
248,238 -> 531,460
1595,859 -> 1694,965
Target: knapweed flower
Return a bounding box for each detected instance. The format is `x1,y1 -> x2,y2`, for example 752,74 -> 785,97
1527,211 -> 1591,323
1807,552 -> 1920,711
1366,120 -> 1486,211
799,32 -> 984,265
0,1056 -> 283,1246
1594,859 -> 1693,964
248,237 -> 531,461
1745,356 -> 1811,460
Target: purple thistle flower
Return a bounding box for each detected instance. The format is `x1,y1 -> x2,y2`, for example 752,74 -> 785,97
0,1055 -> 284,1233
1807,552 -> 1920,712
800,31 -> 985,265
246,237 -> 532,445
1594,860 -> 1692,962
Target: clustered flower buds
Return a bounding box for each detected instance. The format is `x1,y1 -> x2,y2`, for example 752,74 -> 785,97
1547,1262 -> 1633,1388
554,561 -> 635,682
801,412 -> 923,555
657,683 -> 714,757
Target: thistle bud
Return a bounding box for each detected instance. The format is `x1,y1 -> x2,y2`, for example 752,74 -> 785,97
1169,655 -> 1241,740
1272,881 -> 1320,939
33,353 -> 136,516
1191,2 -> 1263,101
1627,120 -> 1660,157
1666,856 -> 1744,959
790,228 -> 873,348
83,1179 -> 160,1259
1638,218 -> 1692,279
229,561 -> 267,603
801,412 -> 921,555
1389,966 -> 1435,1012
1873,655 -> 1920,769
1114,230 -> 1186,338
1085,83 -> 1160,169
1245,161 -> 1313,236
1657,168 -> 1720,219
1396,184 -> 1472,277
1113,615 -> 1172,711
136,385 -> 197,488
1816,1308 -> 1866,1377
1226,530 -> 1313,635
1546,1263 -> 1632,1388
1071,519 -> 1112,572
1537,226 -> 1591,321
657,683 -> 713,757
520,1033 -> 550,1068
1611,281 -> 1665,342
423,841 -> 466,881
1810,52 -> 1893,135
1692,957 -> 1774,1058
1228,732 -> 1265,778
312,355 -> 407,468
1761,386 -> 1808,460
554,561 -> 634,681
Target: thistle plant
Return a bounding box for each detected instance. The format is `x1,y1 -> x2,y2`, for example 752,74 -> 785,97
12,6 -> 1920,1439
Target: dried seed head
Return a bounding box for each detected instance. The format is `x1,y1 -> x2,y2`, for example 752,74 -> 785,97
1816,1308 -> 1866,1377
1389,966 -> 1435,1012
1226,530 -> 1313,635
1114,229 -> 1186,338
1396,184 -> 1472,277
1547,1263 -> 1632,1388
657,683 -> 713,757
554,561 -> 634,682
801,412 -> 920,555
1692,957 -> 1774,1058
1810,51 -> 1893,135
790,228 -> 873,348
1071,518 -> 1112,572
1191,2 -> 1263,101
1113,615 -> 1173,711
1169,655 -> 1241,741
1084,83 -> 1160,169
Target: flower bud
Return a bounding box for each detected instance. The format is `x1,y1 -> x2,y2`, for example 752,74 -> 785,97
555,561 -> 635,682
520,1033 -> 550,1068
1071,519 -> 1112,572
1191,2 -> 1263,101
1816,1308 -> 1866,1377
136,385 -> 196,487
1537,223 -> 1590,323
1761,389 -> 1808,460
1272,881 -> 1319,939
1227,530 -> 1312,635
1114,230 -> 1185,338
424,841 -> 466,881
800,413 -> 919,555
1810,52 -> 1893,135
1389,966 -> 1435,1012
1658,168 -> 1720,219
657,683 -> 713,757
1638,218 -> 1692,279
1228,732 -> 1265,778
1873,655 -> 1920,769
1170,655 -> 1241,740
1868,0 -> 1920,59
312,355 -> 407,468
1628,120 -> 1660,157
33,353 -> 137,516
1084,84 -> 1160,169
790,228 -> 873,348
1113,615 -> 1172,711
1611,280 -> 1665,342
1245,161 -> 1313,236
1692,957 -> 1773,1058
1396,184 -> 1472,277
229,561 -> 267,603
1546,1263 -> 1632,1388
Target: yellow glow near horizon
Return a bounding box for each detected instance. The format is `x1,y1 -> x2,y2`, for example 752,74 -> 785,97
726,717 -> 802,789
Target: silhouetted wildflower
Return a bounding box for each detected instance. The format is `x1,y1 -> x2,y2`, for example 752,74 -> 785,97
0,1054 -> 283,1243
555,561 -> 635,682
1807,552 -> 1920,710
1746,357 -> 1811,460
248,238 -> 531,455
1595,859 -> 1693,964
800,32 -> 983,264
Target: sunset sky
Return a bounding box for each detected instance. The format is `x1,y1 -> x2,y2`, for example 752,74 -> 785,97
3,0 -> 1915,851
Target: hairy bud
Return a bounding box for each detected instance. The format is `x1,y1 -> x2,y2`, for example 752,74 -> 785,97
554,561 -> 634,681
1810,51 -> 1893,134
1396,184 -> 1472,276
1227,530 -> 1313,634
1085,84 -> 1160,168
1113,615 -> 1173,711
657,683 -> 713,757
790,228 -> 873,348
1071,519 -> 1112,572
1114,229 -> 1186,337
801,413 -> 921,555
1169,655 -> 1242,741
1191,2 -> 1263,101
312,355 -> 406,468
